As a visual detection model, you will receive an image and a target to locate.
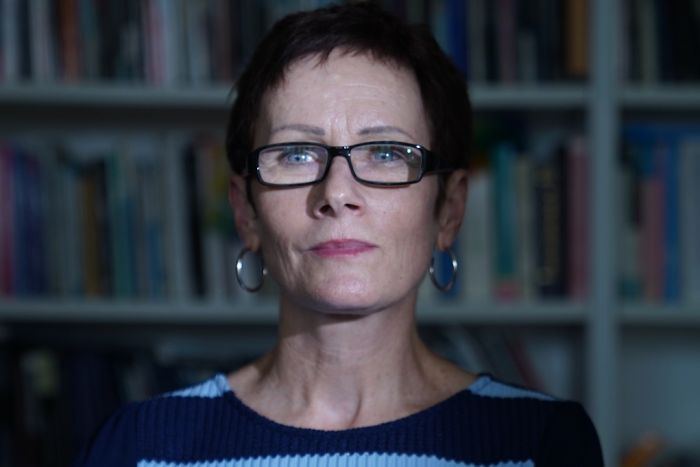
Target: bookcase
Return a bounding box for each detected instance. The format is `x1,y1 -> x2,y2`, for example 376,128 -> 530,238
1,1 -> 699,466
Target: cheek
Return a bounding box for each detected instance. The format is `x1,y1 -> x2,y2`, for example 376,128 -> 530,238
383,187 -> 440,274
253,196 -> 304,275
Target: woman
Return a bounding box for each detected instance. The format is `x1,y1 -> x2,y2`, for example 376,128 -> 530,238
76,3 -> 602,466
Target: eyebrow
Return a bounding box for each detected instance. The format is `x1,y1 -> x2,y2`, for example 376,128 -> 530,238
270,124 -> 413,139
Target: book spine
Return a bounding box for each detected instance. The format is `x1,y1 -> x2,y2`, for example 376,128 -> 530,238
446,0 -> 468,75
467,0 -> 486,82
26,150 -> 46,295
461,170 -> 493,302
13,147 -> 29,295
492,142 -> 520,300
159,0 -> 181,86
515,0 -> 537,82
618,139 -> 643,300
564,0 -> 588,79
58,0 -> 80,81
29,0 -> 53,82
680,139 -> 700,304
79,162 -> 101,296
515,154 -> 535,300
566,135 -> 588,300
0,144 -> 15,295
637,0 -> 658,83
496,0 -> 516,83
1,0 -> 20,82
661,140 -> 680,302
533,144 -> 568,297
638,141 -> 663,301
78,0 -> 100,80
106,152 -> 132,298
184,0 -> 210,85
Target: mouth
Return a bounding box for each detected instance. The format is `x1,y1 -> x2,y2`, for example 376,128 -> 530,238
309,239 -> 377,257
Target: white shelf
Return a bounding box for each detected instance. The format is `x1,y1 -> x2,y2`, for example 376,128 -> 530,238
417,301 -> 586,324
0,298 -> 277,324
0,298 -> 585,326
621,85 -> 700,110
11,83 -> 697,112
0,83 -> 235,109
0,82 -> 588,111
469,84 -> 588,109
620,304 -> 700,327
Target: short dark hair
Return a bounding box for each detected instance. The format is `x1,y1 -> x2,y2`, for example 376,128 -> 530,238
226,1 -> 472,178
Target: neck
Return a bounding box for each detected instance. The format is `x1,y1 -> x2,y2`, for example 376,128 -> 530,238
246,294 -> 458,429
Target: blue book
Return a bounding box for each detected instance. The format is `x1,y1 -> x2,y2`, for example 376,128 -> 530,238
660,141 -> 680,302
492,142 -> 519,300
447,0 -> 468,75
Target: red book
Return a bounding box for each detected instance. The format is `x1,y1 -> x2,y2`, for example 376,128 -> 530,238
641,146 -> 665,302
566,136 -> 588,300
0,145 -> 15,295
59,0 -> 80,81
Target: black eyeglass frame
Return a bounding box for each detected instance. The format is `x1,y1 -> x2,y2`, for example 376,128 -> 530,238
245,140 -> 455,188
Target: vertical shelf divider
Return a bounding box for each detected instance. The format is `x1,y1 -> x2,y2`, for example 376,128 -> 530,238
587,0 -> 620,464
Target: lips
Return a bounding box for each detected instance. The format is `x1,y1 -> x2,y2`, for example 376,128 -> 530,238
309,239 -> 377,257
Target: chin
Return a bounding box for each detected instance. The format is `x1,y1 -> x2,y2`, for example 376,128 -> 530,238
289,285 -> 415,318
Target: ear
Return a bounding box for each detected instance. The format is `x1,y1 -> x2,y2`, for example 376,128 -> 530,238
436,169 -> 469,251
229,174 -> 261,252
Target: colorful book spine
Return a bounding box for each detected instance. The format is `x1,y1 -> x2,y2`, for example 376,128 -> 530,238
680,139 -> 700,304
533,144 -> 567,297
661,141 -> 680,302
461,170 -> 493,302
492,142 -> 520,301
515,155 -> 535,300
622,123 -> 700,304
446,0 -> 468,75
0,145 -> 15,295
566,135 -> 588,300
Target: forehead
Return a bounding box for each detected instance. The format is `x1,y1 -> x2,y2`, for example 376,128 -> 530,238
255,51 -> 429,145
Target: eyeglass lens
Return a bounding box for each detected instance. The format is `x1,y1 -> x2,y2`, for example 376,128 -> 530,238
257,143 -> 424,185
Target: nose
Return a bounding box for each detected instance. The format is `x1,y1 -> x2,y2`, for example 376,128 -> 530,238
310,155 -> 365,218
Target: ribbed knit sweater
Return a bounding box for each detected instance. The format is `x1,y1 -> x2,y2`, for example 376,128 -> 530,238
73,373 -> 603,467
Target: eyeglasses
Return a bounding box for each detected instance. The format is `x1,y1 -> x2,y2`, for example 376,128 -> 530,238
246,141 -> 453,187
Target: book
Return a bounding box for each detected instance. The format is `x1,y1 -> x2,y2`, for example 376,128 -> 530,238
680,139 -> 700,304
461,170 -> 493,302
564,0 -> 588,79
621,123 -> 700,304
566,135 -> 589,300
1,0 -> 20,82
0,144 -> 15,295
515,154 -> 536,300
492,142 -> 520,301
533,143 -> 568,297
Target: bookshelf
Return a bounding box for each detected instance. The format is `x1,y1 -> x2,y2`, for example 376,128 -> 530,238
1,1 -> 699,466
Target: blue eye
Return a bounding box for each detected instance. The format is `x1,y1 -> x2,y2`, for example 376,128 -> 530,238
280,148 -> 318,165
372,149 -> 400,162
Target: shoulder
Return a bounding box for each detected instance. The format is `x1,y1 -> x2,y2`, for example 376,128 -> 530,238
462,374 -> 603,466
73,373 -> 234,467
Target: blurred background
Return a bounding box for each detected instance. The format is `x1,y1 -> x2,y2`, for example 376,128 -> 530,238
0,0 -> 699,466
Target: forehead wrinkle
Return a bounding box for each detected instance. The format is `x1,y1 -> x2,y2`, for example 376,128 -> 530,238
357,125 -> 414,140
271,123 -> 325,136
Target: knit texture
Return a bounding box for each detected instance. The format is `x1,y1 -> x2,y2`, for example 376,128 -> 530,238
73,373 -> 603,467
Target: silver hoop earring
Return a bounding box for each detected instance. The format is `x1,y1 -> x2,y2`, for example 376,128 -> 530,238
235,247 -> 267,292
429,248 -> 458,292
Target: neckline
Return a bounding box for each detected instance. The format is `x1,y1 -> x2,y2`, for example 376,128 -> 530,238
214,372 -> 493,436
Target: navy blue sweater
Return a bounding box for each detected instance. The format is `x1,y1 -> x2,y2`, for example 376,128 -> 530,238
74,373 -> 603,466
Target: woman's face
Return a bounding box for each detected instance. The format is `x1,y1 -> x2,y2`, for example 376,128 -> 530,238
231,51 -> 464,315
